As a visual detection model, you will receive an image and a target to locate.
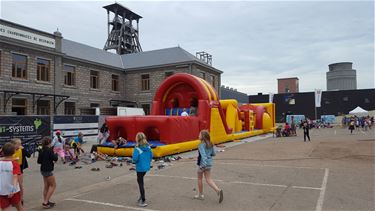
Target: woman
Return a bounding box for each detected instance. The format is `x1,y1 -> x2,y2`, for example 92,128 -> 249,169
195,130 -> 223,203
132,132 -> 153,207
37,136 -> 58,209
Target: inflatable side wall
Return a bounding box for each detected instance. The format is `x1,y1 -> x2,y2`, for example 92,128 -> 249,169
99,73 -> 275,157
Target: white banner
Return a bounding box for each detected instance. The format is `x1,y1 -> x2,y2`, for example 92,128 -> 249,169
0,23 -> 55,48
314,89 -> 322,107
269,93 -> 274,103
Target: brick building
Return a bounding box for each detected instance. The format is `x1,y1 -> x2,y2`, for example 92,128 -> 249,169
277,77 -> 299,94
0,19 -> 222,115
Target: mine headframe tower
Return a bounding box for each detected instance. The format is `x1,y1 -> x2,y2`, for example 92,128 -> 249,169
103,3 -> 142,54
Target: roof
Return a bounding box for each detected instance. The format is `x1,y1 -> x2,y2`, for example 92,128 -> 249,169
61,40 -> 222,73
62,39 -> 124,69
277,77 -> 299,80
121,47 -> 222,73
103,3 -> 142,19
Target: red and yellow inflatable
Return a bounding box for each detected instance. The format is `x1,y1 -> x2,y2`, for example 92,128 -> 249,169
98,73 -> 275,157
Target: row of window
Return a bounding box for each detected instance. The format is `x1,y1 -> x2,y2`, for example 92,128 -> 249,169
2,53 -> 215,92
1,52 -> 120,91
8,98 -> 76,115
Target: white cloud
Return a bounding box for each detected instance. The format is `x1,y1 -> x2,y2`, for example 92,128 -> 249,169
1,1 -> 373,95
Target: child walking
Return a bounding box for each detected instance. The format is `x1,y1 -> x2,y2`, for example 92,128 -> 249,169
0,142 -> 24,211
194,130 -> 223,203
37,137 -> 58,209
132,132 -> 153,207
11,138 -> 31,205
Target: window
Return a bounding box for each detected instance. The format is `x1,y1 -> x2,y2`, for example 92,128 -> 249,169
90,70 -> 99,89
141,74 -> 150,91
200,72 -> 205,79
165,71 -> 174,78
90,103 -> 100,108
12,53 -> 27,79
37,58 -> 50,81
64,102 -> 75,115
64,65 -> 75,86
141,104 -> 150,115
12,98 -> 27,115
210,75 -> 215,88
0,50 -> 2,75
37,100 -> 50,115
112,74 -> 119,91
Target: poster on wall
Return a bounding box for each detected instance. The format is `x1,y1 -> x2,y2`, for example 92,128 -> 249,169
0,116 -> 51,146
53,116 -> 99,143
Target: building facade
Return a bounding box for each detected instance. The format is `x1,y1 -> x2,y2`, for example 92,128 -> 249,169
277,77 -> 299,94
0,19 -> 222,116
326,62 -> 357,91
220,86 -> 248,104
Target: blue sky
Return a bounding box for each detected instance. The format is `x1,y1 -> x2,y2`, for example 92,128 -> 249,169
1,0 -> 374,94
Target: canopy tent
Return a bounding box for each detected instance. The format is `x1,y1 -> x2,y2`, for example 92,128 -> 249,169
349,106 -> 369,116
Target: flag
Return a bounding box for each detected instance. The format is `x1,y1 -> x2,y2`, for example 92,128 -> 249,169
314,89 -> 322,107
269,93 -> 274,103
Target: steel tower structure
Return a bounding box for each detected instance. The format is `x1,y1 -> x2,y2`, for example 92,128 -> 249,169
103,3 -> 142,55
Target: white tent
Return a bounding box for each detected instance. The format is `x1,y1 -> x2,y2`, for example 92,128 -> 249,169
349,106 -> 369,116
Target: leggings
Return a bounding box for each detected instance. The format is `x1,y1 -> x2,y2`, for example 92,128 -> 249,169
137,172 -> 147,202
304,131 -> 310,141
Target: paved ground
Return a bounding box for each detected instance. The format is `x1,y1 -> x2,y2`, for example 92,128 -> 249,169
20,126 -> 374,211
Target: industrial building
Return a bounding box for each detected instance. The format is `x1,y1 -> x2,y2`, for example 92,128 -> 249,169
0,3 -> 222,116
326,62 -> 357,91
249,89 -> 375,122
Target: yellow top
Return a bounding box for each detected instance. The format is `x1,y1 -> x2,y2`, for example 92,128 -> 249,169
12,148 -> 22,165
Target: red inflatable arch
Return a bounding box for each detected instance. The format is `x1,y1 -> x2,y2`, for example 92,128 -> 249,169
106,73 -> 217,144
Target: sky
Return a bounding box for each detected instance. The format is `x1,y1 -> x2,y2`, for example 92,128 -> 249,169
0,0 -> 374,95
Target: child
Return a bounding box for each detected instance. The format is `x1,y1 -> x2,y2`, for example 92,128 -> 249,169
37,136 -> 58,209
194,130 -> 223,203
132,132 -> 153,207
112,137 -> 127,149
71,132 -> 85,158
0,142 -> 24,211
52,130 -> 66,163
10,138 -> 31,205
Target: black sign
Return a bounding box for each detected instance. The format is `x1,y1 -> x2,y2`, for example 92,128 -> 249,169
0,116 -> 51,146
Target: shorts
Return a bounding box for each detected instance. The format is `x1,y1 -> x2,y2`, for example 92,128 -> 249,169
0,192 -> 21,208
41,171 -> 53,177
197,166 -> 211,173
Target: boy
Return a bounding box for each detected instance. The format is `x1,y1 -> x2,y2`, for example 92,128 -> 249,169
0,142 -> 24,211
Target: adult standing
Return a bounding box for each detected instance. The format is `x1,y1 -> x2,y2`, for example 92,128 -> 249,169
302,121 -> 311,142
132,132 -> 153,207
194,130 -> 223,203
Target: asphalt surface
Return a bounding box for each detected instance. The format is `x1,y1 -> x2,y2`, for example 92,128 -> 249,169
20,126 -> 374,211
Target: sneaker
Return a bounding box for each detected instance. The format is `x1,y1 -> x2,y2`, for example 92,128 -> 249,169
218,189 -> 223,203
137,197 -> 142,203
138,201 -> 148,207
193,194 -> 204,200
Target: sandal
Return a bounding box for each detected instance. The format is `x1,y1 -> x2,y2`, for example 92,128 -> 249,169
48,201 -> 56,207
91,167 -> 100,171
42,203 -> 51,209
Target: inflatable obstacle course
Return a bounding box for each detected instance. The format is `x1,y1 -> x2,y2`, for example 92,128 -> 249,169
98,73 -> 275,157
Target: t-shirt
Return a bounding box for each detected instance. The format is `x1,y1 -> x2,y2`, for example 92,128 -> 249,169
0,160 -> 21,195
52,136 -> 65,149
12,148 -> 22,166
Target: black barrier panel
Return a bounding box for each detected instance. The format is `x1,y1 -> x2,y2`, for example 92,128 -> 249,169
0,116 -> 51,146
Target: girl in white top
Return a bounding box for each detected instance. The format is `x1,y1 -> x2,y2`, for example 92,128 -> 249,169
52,130 -> 66,163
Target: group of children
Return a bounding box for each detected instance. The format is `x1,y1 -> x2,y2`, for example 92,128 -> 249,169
1,129 -> 223,209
